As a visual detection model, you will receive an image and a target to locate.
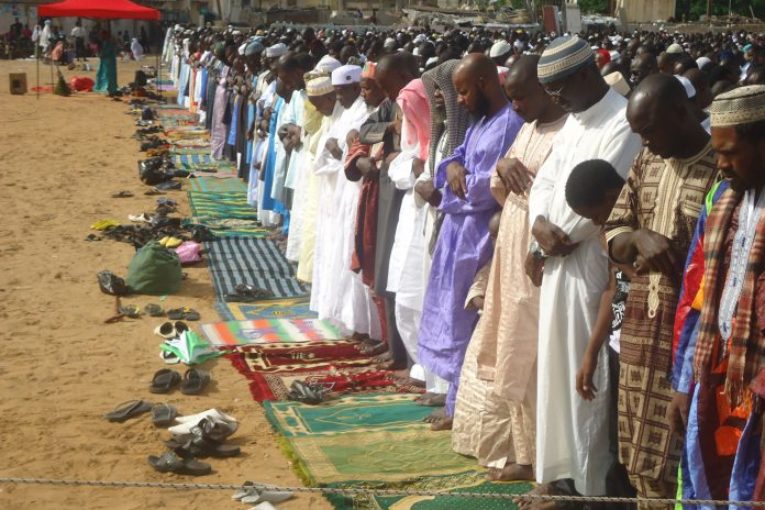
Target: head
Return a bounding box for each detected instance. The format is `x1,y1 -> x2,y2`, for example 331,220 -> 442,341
376,52 -> 419,99
684,68 -> 713,110
627,73 -> 698,159
360,76 -> 385,108
657,51 -> 678,74
629,52 -> 658,87
331,64 -> 362,108
308,90 -> 337,116
277,52 -> 311,96
538,36 -> 605,113
453,53 -> 505,116
565,159 -> 625,225
503,55 -> 558,123
710,86 -> 765,192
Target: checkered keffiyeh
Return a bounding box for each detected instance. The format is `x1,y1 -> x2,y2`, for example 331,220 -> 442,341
695,187 -> 765,405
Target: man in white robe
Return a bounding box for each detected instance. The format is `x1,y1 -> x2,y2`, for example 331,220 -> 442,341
525,36 -> 641,503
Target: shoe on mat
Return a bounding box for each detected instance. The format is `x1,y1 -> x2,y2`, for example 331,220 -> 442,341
147,451 -> 211,476
180,368 -> 211,395
151,403 -> 178,427
104,399 -> 153,423
149,369 -> 181,394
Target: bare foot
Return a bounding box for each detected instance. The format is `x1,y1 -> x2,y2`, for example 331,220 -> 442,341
516,483 -> 565,510
415,392 -> 446,407
430,416 -> 453,431
423,407 -> 444,423
372,351 -> 392,365
390,371 -> 426,388
487,463 -> 534,482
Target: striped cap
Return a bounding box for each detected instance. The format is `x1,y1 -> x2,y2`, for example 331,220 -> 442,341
306,76 -> 334,98
537,36 -> 594,84
710,85 -> 765,127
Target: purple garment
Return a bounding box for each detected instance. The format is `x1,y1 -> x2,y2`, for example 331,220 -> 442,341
417,104 -> 523,404
210,66 -> 229,160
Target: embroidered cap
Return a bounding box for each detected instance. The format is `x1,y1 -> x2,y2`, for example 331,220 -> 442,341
306,76 -> 334,97
315,55 -> 341,74
331,65 -> 362,86
489,40 -> 512,58
709,85 -> 765,127
537,36 -> 594,84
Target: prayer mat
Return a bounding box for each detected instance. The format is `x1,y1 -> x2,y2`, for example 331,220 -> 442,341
232,340 -> 375,373
203,237 -> 307,299
216,297 -> 314,321
188,190 -> 258,221
188,176 -> 246,193
201,318 -> 345,348
326,472 -> 532,510
264,394 -> 478,484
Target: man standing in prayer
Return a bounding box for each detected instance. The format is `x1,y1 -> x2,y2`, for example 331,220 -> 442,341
603,73 -> 718,507
458,55 -> 566,481
417,53 -> 524,431
673,85 -> 765,505
525,35 -> 641,503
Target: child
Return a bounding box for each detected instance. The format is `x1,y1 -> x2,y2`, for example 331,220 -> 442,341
565,159 -> 637,507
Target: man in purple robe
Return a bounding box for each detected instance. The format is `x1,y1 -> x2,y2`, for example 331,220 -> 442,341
417,53 -> 524,430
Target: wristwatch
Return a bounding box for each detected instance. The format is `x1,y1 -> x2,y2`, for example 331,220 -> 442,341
530,240 -> 547,261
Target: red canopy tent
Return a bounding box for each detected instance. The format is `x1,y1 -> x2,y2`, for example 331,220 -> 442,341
38,0 -> 160,20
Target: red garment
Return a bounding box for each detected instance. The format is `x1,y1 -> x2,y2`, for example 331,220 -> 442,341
69,76 -> 94,91
347,140 -> 379,287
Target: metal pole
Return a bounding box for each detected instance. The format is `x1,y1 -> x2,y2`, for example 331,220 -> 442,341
36,42 -> 39,99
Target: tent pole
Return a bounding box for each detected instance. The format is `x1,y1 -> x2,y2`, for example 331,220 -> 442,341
36,43 -> 39,100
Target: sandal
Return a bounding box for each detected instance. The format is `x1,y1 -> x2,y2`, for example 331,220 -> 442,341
224,283 -> 274,303
150,369 -> 181,394
165,434 -> 240,458
287,380 -> 330,405
104,399 -> 153,423
117,304 -> 141,318
144,303 -> 164,317
147,451 -> 211,476
180,368 -> 210,395
151,403 -> 178,427
167,307 -> 200,321
169,416 -> 238,440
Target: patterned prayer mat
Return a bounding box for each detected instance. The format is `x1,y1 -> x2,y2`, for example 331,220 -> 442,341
187,190 -> 268,237
326,472 -> 531,510
264,394 -> 477,484
231,340 -> 375,374
188,177 -> 247,194
201,318 -> 345,348
173,153 -> 235,170
215,297 -> 314,321
203,237 -> 307,299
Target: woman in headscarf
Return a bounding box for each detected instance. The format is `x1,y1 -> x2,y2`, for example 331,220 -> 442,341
94,31 -> 118,95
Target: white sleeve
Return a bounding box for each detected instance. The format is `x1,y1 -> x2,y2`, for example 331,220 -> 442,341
528,145 -> 560,226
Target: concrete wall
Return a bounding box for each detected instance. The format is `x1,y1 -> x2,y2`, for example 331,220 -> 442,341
615,0 -> 676,22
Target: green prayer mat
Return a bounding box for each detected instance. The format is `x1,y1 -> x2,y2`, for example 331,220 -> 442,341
189,176 -> 247,193
187,190 -> 268,237
264,394 -> 478,485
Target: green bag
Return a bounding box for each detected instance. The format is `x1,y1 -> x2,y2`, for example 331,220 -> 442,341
126,241 -> 182,295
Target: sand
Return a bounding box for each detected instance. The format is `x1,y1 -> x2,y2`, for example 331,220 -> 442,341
0,58 -> 331,510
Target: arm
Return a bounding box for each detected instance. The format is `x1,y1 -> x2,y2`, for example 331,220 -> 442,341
576,263 -> 617,401
465,262 -> 491,311
604,162 -> 640,264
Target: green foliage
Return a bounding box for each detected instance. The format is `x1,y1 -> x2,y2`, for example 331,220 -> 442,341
578,0 -> 610,14
677,0 -> 765,20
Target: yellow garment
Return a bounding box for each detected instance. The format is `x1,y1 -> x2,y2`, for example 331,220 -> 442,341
91,219 -> 121,230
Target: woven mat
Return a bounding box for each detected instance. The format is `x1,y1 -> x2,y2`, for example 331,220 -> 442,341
201,318 -> 345,348
187,190 -> 268,237
264,394 -> 477,484
203,237 -> 307,299
188,176 -> 247,193
232,340 -> 375,374
216,297 -> 314,321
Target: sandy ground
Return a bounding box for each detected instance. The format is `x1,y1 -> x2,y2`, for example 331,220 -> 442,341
0,58 -> 331,510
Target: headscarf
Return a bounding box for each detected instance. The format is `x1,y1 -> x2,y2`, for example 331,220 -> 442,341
421,59 -> 470,174
396,78 -> 431,162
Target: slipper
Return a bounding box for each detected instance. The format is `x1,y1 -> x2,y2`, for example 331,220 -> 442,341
104,399 -> 153,423
150,369 -> 181,394
151,403 -> 178,427
154,321 -> 178,339
147,451 -> 211,476
233,481 -> 257,501
287,380 -> 329,405
144,303 -> 164,317
169,416 -> 238,438
165,434 -> 240,458
128,213 -> 153,223
117,304 -> 141,318
167,307 -> 200,321
180,368 -> 211,395
111,191 -> 134,198
160,347 -> 180,365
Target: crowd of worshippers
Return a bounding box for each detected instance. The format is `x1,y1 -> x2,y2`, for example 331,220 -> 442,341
165,23 -> 765,509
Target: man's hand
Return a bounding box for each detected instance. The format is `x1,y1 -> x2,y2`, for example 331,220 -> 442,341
412,158 -> 425,178
357,157 -> 378,178
632,229 -> 681,279
415,179 -> 442,207
496,157 -> 534,195
668,391 -> 691,438
469,296 -> 485,311
532,216 -> 578,256
524,251 -> 544,287
325,137 -> 342,160
346,129 -> 360,148
446,162 -> 468,200
576,350 -> 599,401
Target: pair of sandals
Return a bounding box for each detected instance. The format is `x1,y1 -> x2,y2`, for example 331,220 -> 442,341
167,307 -> 200,321
287,380 -> 331,405
150,368 -> 210,395
154,320 -> 189,339
224,283 -> 274,303
104,400 -> 178,427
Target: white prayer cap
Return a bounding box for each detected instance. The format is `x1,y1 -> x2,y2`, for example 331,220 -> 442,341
315,55 -> 341,74
513,39 -> 525,51
232,30 -> 242,36
666,43 -> 684,54
696,56 -> 712,70
426,56 -> 439,67
604,71 -> 631,97
266,43 -> 287,58
414,33 -> 427,44
238,42 -> 247,55
331,65 -> 362,86
490,40 -> 512,58
675,75 -> 696,99
609,50 -> 620,63
384,37 -> 396,49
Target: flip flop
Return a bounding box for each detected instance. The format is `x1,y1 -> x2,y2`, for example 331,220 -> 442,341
118,304 -> 141,318
167,308 -> 200,321
165,434 -> 240,458
180,368 -> 210,395
151,403 -> 178,427
144,303 -> 164,317
150,369 -> 181,394
104,399 -> 153,423
147,451 -> 211,476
